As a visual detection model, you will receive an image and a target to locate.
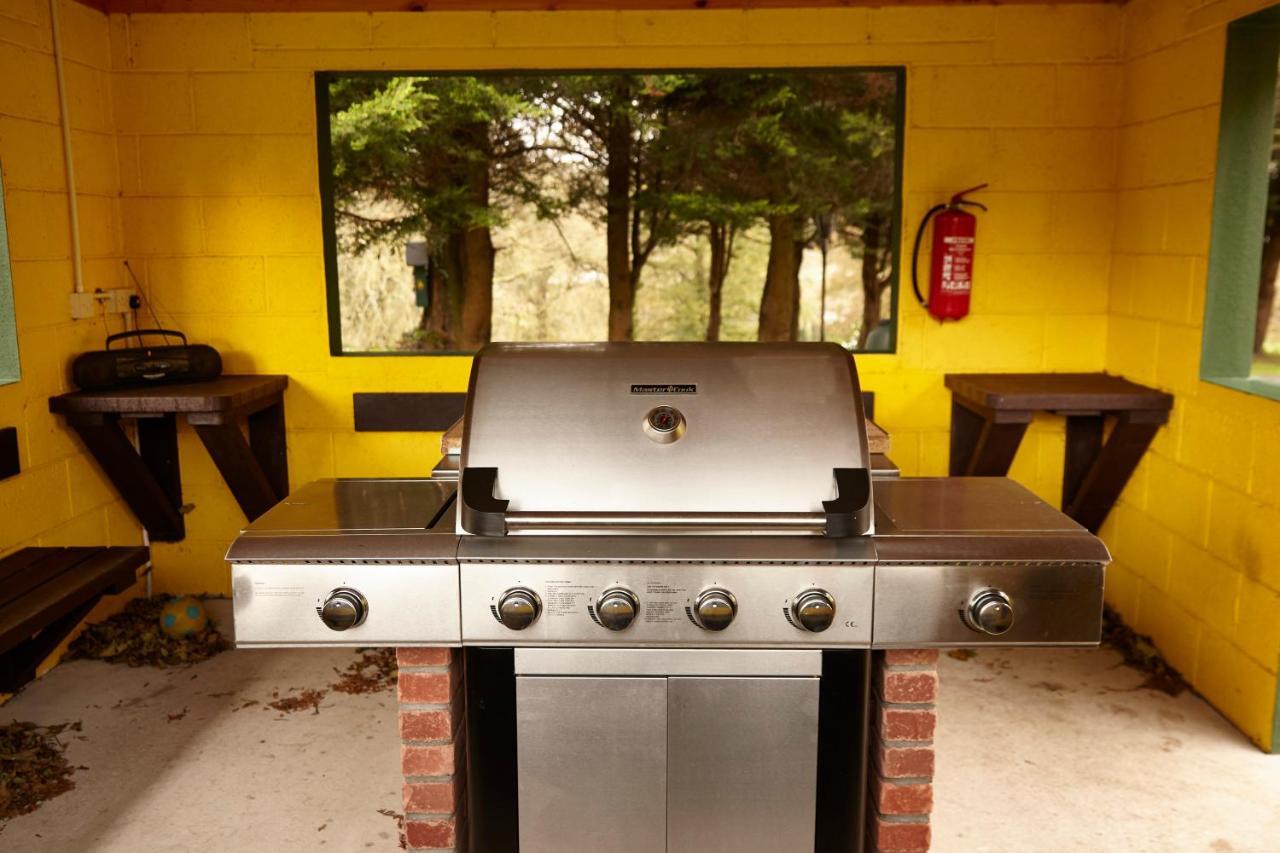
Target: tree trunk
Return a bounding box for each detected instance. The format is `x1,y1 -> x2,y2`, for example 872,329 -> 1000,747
606,81 -> 634,342
790,230 -> 806,341
759,214 -> 801,342
705,222 -> 734,342
1257,220 -> 1280,354
418,233 -> 466,350
459,123 -> 495,351
857,215 -> 886,349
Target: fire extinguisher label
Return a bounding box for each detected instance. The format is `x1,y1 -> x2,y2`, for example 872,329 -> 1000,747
940,235 -> 974,292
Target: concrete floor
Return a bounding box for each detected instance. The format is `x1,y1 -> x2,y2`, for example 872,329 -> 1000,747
933,647 -> 1280,852
1,606 -> 1277,851
0,602 -> 403,852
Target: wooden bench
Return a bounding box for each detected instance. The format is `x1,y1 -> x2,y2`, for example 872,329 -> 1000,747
0,546 -> 149,692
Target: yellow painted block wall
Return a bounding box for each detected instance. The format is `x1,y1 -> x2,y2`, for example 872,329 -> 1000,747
0,1 -> 144,695
6,0 -> 1277,748
0,0 -> 143,558
1101,0 -> 1280,750
107,4 -> 1122,595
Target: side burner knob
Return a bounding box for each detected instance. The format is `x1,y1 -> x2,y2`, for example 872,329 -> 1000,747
964,589 -> 1014,636
791,589 -> 836,633
597,588 -> 639,631
498,588 -> 541,631
319,588 -> 368,631
692,588 -> 737,631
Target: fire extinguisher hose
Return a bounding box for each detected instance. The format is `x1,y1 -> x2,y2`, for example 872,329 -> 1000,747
910,203 -> 949,309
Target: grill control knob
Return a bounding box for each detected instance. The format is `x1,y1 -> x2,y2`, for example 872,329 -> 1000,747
498,588 -> 541,631
692,588 -> 737,631
791,589 -> 836,633
597,588 -> 639,631
964,589 -> 1014,635
319,588 -> 368,632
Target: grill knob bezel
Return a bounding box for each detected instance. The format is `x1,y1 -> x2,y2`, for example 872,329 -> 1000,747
596,587 -> 640,631
791,589 -> 836,633
692,587 -> 738,632
497,587 -> 542,631
964,588 -> 1014,635
319,587 -> 368,632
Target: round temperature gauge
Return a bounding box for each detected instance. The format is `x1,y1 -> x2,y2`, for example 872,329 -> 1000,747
643,406 -> 686,444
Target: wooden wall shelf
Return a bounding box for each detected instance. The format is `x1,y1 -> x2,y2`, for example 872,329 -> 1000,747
944,372 -> 1172,534
50,376 -> 290,542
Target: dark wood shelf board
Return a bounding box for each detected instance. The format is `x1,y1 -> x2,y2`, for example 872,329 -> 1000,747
945,372 -> 1173,534
49,376 -> 290,541
944,372 -> 1174,414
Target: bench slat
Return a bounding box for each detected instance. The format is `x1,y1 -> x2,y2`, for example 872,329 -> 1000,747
0,548 -> 67,586
0,547 -> 103,608
0,548 -> 149,654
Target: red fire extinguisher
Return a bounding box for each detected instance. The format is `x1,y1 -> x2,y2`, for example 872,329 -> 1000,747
911,184 -> 988,321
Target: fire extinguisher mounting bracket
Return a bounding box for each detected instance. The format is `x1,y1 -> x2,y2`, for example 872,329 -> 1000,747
948,183 -> 990,207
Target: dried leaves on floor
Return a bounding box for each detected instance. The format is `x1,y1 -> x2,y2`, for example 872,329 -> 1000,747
267,689 -> 326,715
377,808 -> 406,850
331,648 -> 398,695
1101,605 -> 1188,697
265,649 -> 399,716
66,597 -> 229,668
0,721 -> 82,821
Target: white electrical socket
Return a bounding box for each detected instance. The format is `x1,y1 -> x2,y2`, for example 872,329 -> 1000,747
105,288 -> 137,314
69,292 -> 96,320
69,289 -> 137,319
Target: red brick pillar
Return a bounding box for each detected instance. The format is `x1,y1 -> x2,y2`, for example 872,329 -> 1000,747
868,649 -> 937,853
398,648 -> 466,852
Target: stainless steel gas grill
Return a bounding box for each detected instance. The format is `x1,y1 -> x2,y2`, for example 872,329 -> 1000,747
228,342 -> 1109,853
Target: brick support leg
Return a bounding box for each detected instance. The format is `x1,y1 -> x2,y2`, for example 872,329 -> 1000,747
398,648 -> 466,852
868,649 -> 937,853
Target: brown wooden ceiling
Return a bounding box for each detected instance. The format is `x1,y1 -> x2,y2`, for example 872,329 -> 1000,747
74,0 -> 1125,14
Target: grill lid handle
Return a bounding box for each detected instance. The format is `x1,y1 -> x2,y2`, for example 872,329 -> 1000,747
461,466 -> 872,538
823,468 -> 872,538
461,466 -> 509,536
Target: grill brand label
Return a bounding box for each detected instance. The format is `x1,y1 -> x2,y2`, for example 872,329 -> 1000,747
630,383 -> 696,394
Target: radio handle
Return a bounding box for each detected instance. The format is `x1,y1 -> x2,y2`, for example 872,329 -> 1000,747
105,329 -> 187,349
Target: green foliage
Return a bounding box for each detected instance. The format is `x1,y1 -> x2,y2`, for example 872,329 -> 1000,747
326,70 -> 901,350
329,75 -> 533,252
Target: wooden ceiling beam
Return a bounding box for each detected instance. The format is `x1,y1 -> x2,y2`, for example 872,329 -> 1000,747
72,0 -> 1125,15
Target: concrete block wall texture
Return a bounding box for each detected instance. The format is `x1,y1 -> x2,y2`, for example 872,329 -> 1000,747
0,0 -> 145,682
1098,0 -> 1280,751
99,5 -> 1122,598
0,1 -> 1276,747
0,0 -> 141,554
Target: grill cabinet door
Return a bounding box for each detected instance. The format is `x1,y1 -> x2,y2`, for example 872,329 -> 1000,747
516,676 -> 666,853
667,676 -> 820,853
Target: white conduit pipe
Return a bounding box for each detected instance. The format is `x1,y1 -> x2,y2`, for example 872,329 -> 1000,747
49,0 -> 84,295
51,0 -> 152,592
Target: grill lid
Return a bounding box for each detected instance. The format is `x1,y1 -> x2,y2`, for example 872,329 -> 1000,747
458,342 -> 872,537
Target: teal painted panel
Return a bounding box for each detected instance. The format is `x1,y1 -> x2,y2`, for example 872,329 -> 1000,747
0,165 -> 19,386
1202,12 -> 1280,382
